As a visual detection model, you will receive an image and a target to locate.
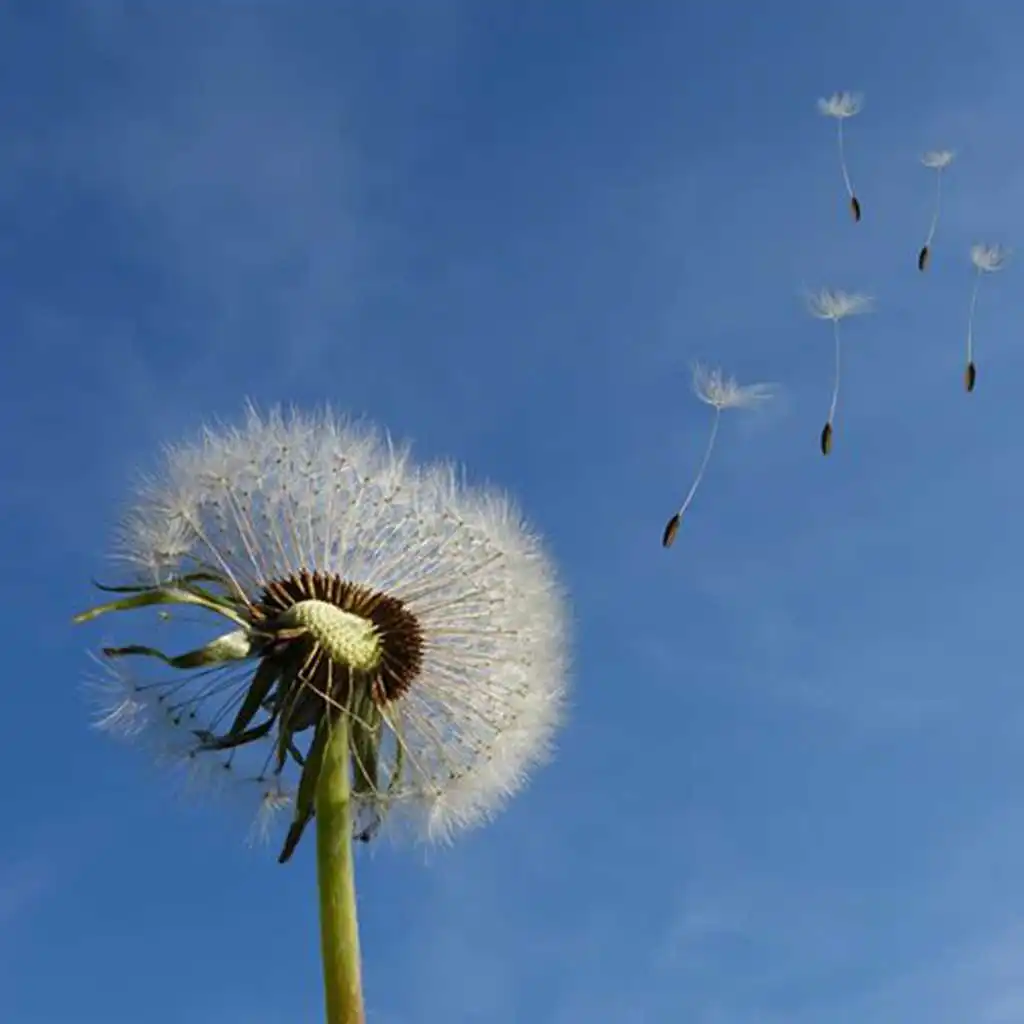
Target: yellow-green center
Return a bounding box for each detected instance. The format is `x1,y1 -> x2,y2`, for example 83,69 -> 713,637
283,599 -> 383,673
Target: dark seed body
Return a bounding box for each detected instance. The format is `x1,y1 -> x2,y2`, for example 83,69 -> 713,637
662,513 -> 681,548
918,245 -> 930,271
820,421 -> 833,456
850,195 -> 861,222
965,361 -> 976,392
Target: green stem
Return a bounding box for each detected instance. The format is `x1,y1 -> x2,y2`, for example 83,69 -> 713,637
316,714 -> 366,1024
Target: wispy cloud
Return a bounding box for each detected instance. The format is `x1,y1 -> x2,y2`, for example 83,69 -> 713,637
0,853 -> 54,931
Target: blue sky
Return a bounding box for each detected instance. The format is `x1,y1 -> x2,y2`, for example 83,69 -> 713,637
5,0 -> 1024,1020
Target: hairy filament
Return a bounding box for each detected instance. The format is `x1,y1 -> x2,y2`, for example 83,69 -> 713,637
925,169 -> 944,249
837,119 -> 854,199
828,319 -> 842,426
677,408 -> 721,521
967,267 -> 981,366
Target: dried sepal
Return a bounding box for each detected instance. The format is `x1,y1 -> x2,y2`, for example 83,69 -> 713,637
820,422 -> 833,455
662,513 -> 681,549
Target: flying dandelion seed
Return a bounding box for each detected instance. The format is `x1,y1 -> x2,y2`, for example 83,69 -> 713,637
661,364 -> 774,548
818,91 -> 864,222
965,243 -> 1011,392
918,150 -> 955,271
74,406 -> 569,1024
806,289 -> 874,455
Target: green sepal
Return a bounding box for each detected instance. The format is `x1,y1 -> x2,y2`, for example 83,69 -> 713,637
349,693 -> 382,800
73,586 -> 249,628
226,657 -> 281,738
278,716 -> 332,864
193,717 -> 274,752
91,571 -> 228,595
102,629 -> 253,671
384,712 -> 406,801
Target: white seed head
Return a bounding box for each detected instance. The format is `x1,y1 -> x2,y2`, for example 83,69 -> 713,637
95,405 -> 570,846
921,149 -> 955,170
970,243 -> 1011,273
806,288 -> 874,322
691,363 -> 775,411
817,91 -> 863,119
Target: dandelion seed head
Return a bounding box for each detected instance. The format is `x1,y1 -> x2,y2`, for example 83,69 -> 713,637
691,364 -> 775,410
817,91 -> 863,119
806,288 -> 874,322
970,243 -> 1011,273
84,406 -> 570,851
921,149 -> 955,170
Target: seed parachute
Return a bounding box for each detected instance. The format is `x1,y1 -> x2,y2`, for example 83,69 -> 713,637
805,289 -> 874,455
661,364 -> 774,548
965,244 -> 1011,392
918,150 -> 955,271
818,91 -> 864,223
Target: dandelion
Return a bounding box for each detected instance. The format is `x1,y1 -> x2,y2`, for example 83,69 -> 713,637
917,150 -> 955,271
661,364 -> 774,548
74,406 -> 569,1024
965,243 -> 1011,391
806,289 -> 874,455
818,91 -> 864,222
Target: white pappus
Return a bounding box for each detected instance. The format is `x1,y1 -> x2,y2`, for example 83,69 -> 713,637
79,405 -> 570,857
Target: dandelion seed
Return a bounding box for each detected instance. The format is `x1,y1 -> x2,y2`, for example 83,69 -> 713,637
818,91 -> 864,222
248,779 -> 292,847
74,406 -> 569,1022
965,243 -> 1011,392
661,364 -> 774,548
918,150 -> 955,271
806,289 -> 874,455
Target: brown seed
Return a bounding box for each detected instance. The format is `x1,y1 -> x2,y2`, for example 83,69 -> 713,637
850,195 -> 861,222
965,361 -> 976,393
662,513 -> 681,549
918,245 -> 930,271
820,421 -> 833,456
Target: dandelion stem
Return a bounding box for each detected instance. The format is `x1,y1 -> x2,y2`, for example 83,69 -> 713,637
967,267 -> 981,365
316,714 -> 365,1024
828,319 -> 842,425
925,169 -> 944,248
837,119 -> 854,199
675,407 -> 721,519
